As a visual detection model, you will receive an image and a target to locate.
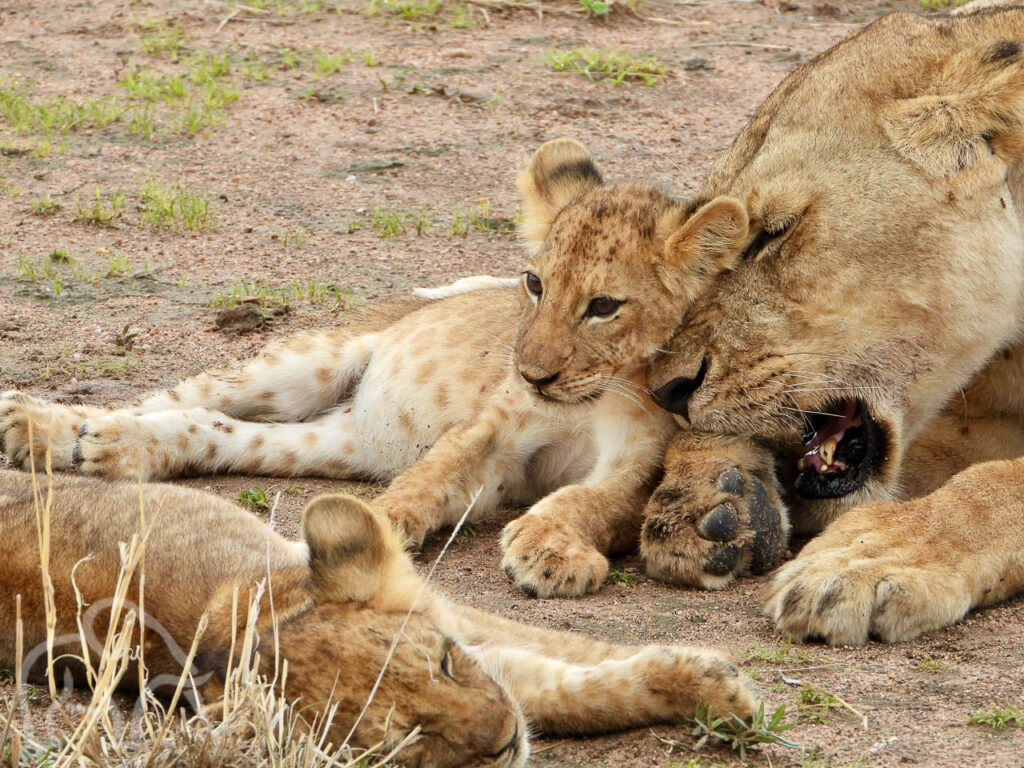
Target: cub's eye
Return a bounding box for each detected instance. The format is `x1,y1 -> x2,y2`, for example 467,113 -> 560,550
586,296 -> 621,318
440,650 -> 456,679
524,271 -> 542,298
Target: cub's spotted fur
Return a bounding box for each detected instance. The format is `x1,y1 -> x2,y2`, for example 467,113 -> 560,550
0,139 -> 749,598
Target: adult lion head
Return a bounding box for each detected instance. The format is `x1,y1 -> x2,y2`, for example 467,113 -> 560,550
649,0 -> 1024,530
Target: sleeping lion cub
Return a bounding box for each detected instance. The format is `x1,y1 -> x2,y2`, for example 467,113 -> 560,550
0,471 -> 759,767
0,138 -> 751,598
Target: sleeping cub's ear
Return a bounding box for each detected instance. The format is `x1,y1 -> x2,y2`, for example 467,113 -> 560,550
302,494 -> 421,607
656,197 -> 748,300
518,138 -> 603,252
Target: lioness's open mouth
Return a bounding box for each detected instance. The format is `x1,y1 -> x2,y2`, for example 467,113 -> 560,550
794,399 -> 883,498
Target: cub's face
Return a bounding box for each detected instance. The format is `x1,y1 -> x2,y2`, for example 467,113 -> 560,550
513,140 -> 747,404
646,7 -> 1024,527
254,496 -> 527,768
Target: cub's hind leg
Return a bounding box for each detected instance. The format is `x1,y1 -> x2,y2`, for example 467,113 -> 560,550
135,329 -> 379,422
1,330 -> 378,473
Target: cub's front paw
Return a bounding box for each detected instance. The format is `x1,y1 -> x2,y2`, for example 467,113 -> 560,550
641,465 -> 789,589
500,514 -> 608,598
764,521 -> 971,645
638,646 -> 760,721
75,414 -> 161,480
0,391 -> 82,470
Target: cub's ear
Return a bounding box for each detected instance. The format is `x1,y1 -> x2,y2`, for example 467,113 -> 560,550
657,197 -> 748,300
302,494 -> 416,605
518,138 -> 603,252
884,42 -> 1024,177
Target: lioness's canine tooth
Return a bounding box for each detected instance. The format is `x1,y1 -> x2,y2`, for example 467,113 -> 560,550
820,438 -> 837,467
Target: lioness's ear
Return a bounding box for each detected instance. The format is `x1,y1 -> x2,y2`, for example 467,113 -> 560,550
884,42 -> 1024,177
518,138 -> 603,252
657,197 -> 748,300
303,494 -> 414,605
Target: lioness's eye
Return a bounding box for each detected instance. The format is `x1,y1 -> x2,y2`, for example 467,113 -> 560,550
441,651 -> 455,679
524,271 -> 542,298
741,222 -> 792,260
586,296 -> 621,318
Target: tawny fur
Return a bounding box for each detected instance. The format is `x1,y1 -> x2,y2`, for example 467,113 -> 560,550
0,140 -> 749,599
0,471 -> 759,768
644,0 -> 1024,643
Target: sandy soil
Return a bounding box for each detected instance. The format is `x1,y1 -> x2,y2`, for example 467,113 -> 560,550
2,0 -> 1023,766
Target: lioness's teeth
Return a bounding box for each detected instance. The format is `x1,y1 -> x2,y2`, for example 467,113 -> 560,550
820,438 -> 837,467
797,457 -> 806,471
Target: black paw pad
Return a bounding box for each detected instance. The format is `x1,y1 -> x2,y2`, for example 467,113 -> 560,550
717,467 -> 745,496
747,478 -> 785,574
72,443 -> 83,464
703,544 -> 739,576
77,424 -> 90,438
699,504 -> 739,542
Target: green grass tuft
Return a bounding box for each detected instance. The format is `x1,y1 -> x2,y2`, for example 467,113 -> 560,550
543,48 -> 668,85
140,180 -> 218,230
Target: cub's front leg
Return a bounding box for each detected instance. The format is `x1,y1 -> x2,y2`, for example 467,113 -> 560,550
370,393 -> 535,547
765,456 -> 1024,645
500,395 -> 676,598
641,431 -> 790,589
0,392 -> 109,470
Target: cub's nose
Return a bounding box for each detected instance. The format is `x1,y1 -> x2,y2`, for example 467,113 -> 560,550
519,370 -> 559,388
651,357 -> 709,419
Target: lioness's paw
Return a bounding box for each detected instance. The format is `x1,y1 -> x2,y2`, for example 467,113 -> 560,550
0,391 -> 81,470
75,414 -> 161,480
641,466 -> 788,589
764,546 -> 970,646
500,515 -> 608,598
639,646 -> 760,721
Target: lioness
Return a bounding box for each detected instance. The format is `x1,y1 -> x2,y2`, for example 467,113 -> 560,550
640,0 -> 1024,644
0,139 -> 766,598
0,471 -> 758,767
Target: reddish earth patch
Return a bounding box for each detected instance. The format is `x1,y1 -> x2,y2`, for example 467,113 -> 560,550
2,0 -> 1023,766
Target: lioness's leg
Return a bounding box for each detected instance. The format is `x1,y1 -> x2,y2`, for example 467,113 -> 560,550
500,393 -> 675,598
640,430 -> 790,589
765,456 -> 1024,645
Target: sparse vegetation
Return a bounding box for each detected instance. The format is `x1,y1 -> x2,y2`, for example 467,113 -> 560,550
686,702 -> 799,761
73,187 -> 125,226
799,687 -> 840,724
543,48 -> 669,85
741,637 -> 821,665
967,703 -> 1024,730
363,0 -> 442,18
137,18 -> 186,58
449,199 -> 516,236
236,485 -> 272,509
370,206 -> 431,238
140,180 -> 218,230
211,277 -> 362,311
604,569 -> 639,586
32,195 -> 59,215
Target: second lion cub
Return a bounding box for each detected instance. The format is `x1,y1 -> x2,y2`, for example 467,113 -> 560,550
0,139 -> 747,597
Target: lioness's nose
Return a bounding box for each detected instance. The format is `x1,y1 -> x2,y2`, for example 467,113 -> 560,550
651,357 -> 709,419
520,370 -> 559,388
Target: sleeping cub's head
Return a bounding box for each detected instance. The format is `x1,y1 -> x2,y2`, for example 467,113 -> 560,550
513,138 -> 747,404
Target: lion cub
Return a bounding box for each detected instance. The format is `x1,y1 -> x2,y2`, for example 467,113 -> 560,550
0,139 -> 747,597
0,471 -> 759,767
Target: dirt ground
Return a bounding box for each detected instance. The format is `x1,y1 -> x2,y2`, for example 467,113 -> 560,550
2,0 -> 1024,766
